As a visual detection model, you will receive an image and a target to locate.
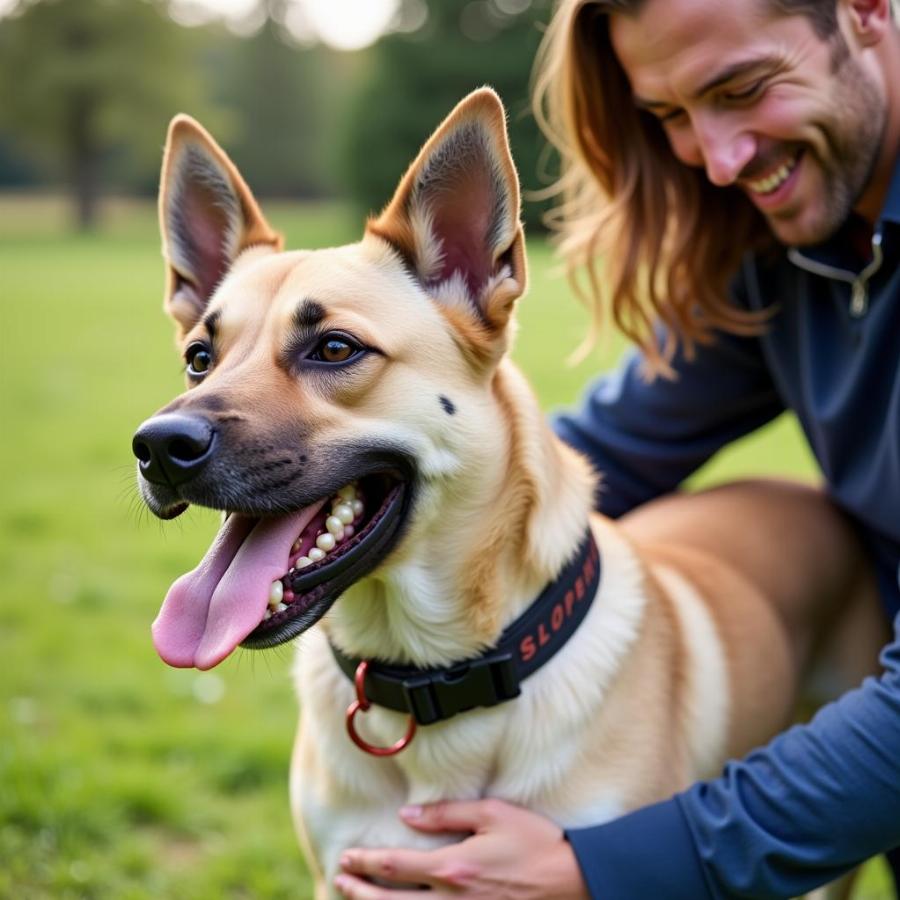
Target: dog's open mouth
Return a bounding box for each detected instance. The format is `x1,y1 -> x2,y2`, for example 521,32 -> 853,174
152,474 -> 409,670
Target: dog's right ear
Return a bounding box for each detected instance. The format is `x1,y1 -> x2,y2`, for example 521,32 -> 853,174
159,115 -> 282,336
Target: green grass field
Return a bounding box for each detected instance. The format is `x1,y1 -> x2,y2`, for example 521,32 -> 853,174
0,194 -> 892,898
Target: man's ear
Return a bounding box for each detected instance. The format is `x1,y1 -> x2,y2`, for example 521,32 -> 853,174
842,0 -> 893,45
158,115 -> 282,337
366,88 -> 526,342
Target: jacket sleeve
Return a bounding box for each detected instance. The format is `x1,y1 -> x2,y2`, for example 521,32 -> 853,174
553,328 -> 785,518
566,612 -> 900,899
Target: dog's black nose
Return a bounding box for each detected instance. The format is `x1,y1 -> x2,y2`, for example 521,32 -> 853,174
132,413 -> 215,486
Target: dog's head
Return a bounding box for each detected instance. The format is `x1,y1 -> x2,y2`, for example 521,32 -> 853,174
133,89 -> 529,670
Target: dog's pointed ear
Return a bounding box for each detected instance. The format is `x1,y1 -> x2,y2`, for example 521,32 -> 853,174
367,88 -> 526,338
159,115 -> 282,336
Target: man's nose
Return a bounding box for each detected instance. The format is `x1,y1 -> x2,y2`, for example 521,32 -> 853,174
697,123 -> 756,187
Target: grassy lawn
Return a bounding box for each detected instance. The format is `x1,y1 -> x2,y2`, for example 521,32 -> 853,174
0,194 -> 891,898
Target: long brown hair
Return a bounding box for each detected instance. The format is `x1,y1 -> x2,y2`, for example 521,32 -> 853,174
533,0 -> 775,374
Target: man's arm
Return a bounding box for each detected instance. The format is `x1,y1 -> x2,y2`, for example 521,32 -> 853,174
555,328 -> 784,517
568,614 -> 900,898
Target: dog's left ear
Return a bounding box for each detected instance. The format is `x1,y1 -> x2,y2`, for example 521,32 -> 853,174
367,88 -> 526,340
159,115 -> 282,336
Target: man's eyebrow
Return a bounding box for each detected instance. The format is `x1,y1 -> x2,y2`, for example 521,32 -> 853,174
694,57 -> 771,98
634,57 -> 773,110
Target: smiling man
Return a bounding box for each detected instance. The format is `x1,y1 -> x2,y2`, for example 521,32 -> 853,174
614,0 -> 893,244
334,0 -> 900,898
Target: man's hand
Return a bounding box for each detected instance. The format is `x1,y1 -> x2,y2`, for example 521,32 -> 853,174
334,798 -> 589,899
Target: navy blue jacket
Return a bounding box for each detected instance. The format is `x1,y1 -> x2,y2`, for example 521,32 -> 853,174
556,155 -> 900,897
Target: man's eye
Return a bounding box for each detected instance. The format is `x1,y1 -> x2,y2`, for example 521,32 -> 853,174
311,334 -> 362,364
185,343 -> 212,377
726,80 -> 764,102
659,108 -> 687,125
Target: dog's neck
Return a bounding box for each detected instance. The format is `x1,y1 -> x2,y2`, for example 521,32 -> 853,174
323,360 -> 597,667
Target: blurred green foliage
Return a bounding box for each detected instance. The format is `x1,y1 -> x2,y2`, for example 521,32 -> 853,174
0,0 -> 210,228
0,0 -> 555,231
340,0 -> 555,228
207,10 -> 356,200
0,0 -> 355,227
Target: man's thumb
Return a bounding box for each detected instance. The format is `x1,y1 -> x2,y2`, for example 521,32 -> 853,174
399,798 -> 508,833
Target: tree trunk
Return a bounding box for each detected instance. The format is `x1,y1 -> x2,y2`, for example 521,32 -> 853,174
67,94 -> 100,232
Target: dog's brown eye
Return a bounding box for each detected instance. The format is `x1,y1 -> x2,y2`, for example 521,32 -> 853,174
322,340 -> 352,362
185,344 -> 212,377
314,336 -> 358,364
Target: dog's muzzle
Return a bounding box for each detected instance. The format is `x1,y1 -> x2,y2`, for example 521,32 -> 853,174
132,413 -> 216,486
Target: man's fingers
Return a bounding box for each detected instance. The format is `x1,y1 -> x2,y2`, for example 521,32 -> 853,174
339,846 -> 442,887
399,797 -> 511,834
333,872 -> 429,900
333,873 -> 387,900
333,873 -> 425,900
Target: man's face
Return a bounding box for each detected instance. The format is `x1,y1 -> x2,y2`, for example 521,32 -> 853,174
610,0 -> 886,246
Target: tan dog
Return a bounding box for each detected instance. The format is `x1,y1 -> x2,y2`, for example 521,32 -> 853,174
134,90 -> 884,899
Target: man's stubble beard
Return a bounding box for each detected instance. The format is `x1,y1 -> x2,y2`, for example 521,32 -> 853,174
776,52 -> 886,247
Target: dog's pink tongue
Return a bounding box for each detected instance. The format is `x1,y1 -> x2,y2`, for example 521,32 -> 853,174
152,505 -> 322,670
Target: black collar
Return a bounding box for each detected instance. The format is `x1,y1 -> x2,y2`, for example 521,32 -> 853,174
330,531 -> 601,726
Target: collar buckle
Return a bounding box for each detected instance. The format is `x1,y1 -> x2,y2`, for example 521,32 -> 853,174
400,651 -> 521,726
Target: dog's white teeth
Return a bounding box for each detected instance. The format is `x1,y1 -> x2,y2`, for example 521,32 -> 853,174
275,602 -> 287,613
333,503 -> 355,525
268,580 -> 284,608
316,532 -> 336,552
281,482 -> 362,594
263,609 -> 272,621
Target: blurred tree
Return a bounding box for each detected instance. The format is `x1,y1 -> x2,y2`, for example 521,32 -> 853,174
211,7 -> 352,200
339,0 -> 554,231
0,0 -> 210,230
0,135 -> 39,187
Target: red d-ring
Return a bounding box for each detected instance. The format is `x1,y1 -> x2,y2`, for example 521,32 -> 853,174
345,660 -> 417,757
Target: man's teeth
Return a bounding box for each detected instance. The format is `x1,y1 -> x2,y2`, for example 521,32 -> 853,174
267,482 -> 366,619
748,157 -> 798,195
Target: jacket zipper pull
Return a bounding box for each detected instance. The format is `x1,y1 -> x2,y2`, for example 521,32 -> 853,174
850,279 -> 868,317
849,230 -> 884,318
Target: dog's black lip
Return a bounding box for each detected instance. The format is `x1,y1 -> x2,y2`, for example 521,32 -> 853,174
159,501 -> 190,520
239,478 -> 413,650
